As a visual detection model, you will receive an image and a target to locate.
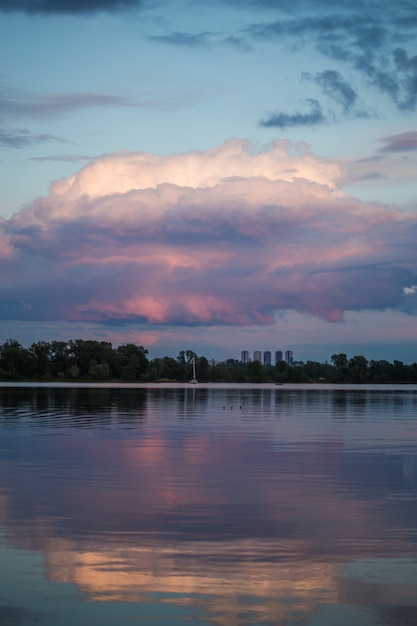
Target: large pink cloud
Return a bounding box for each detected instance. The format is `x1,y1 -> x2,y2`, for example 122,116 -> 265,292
1,139 -> 417,326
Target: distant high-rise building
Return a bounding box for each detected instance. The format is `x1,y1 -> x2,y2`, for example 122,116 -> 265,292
275,350 -> 283,364
263,351 -> 271,365
254,350 -> 262,362
241,350 -> 250,363
285,350 -> 293,365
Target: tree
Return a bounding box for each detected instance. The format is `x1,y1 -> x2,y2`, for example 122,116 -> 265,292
196,356 -> 209,381
88,360 -> 110,380
303,360 -> 325,381
49,341 -> 73,377
331,353 -> 348,382
393,360 -> 408,382
0,339 -> 30,378
28,341 -> 52,378
348,355 -> 368,382
248,360 -> 266,383
146,357 -> 164,381
68,340 -> 114,377
176,350 -> 198,381
285,364 -> 305,382
115,344 -> 148,380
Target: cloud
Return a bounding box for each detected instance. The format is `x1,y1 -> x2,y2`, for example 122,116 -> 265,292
0,81 -> 203,148
1,139 -> 417,328
378,131 -> 417,152
259,99 -> 325,129
0,79 -> 204,130
0,88 -> 135,120
244,1 -> 417,113
353,47 -> 417,111
0,606 -> 44,625
28,154 -> 95,162
147,31 -> 213,47
0,128 -> 64,148
307,70 -> 358,113
339,129 -> 417,190
223,34 -> 253,52
0,0 -> 142,15
0,82 -> 139,147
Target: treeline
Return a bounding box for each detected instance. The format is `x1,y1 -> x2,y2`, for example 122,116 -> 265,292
0,339 -> 416,383
0,339 -> 149,382
203,354 -> 417,384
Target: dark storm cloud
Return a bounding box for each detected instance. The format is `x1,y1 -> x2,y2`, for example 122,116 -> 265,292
259,99 -> 325,129
0,0 -> 142,14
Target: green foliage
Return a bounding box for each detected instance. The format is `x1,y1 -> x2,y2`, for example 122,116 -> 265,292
49,341 -> 72,377
28,341 -> 52,378
248,360 -> 266,383
348,355 -> 368,382
88,360 -> 110,380
0,338 -> 416,383
331,353 -> 348,381
0,339 -> 31,379
0,339 -> 148,381
114,344 -> 149,380
69,364 -> 79,379
68,339 -> 114,377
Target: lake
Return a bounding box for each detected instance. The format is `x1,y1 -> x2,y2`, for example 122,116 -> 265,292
0,383 -> 417,625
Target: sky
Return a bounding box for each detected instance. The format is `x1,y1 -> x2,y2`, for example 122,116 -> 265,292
1,0 -> 417,364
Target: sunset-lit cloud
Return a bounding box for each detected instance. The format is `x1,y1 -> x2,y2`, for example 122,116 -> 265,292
378,131 -> 417,153
336,130 -> 417,210
1,0 -> 417,359
1,139 -> 416,335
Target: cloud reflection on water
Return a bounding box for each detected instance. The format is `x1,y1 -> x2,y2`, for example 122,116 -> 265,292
1,386 -> 417,625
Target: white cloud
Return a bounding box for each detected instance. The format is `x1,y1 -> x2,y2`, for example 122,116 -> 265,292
2,140 -> 417,328
50,139 -> 342,200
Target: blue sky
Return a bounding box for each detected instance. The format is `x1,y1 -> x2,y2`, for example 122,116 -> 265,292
1,0 -> 417,363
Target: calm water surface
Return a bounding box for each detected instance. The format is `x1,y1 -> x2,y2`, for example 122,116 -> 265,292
0,383 -> 417,625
